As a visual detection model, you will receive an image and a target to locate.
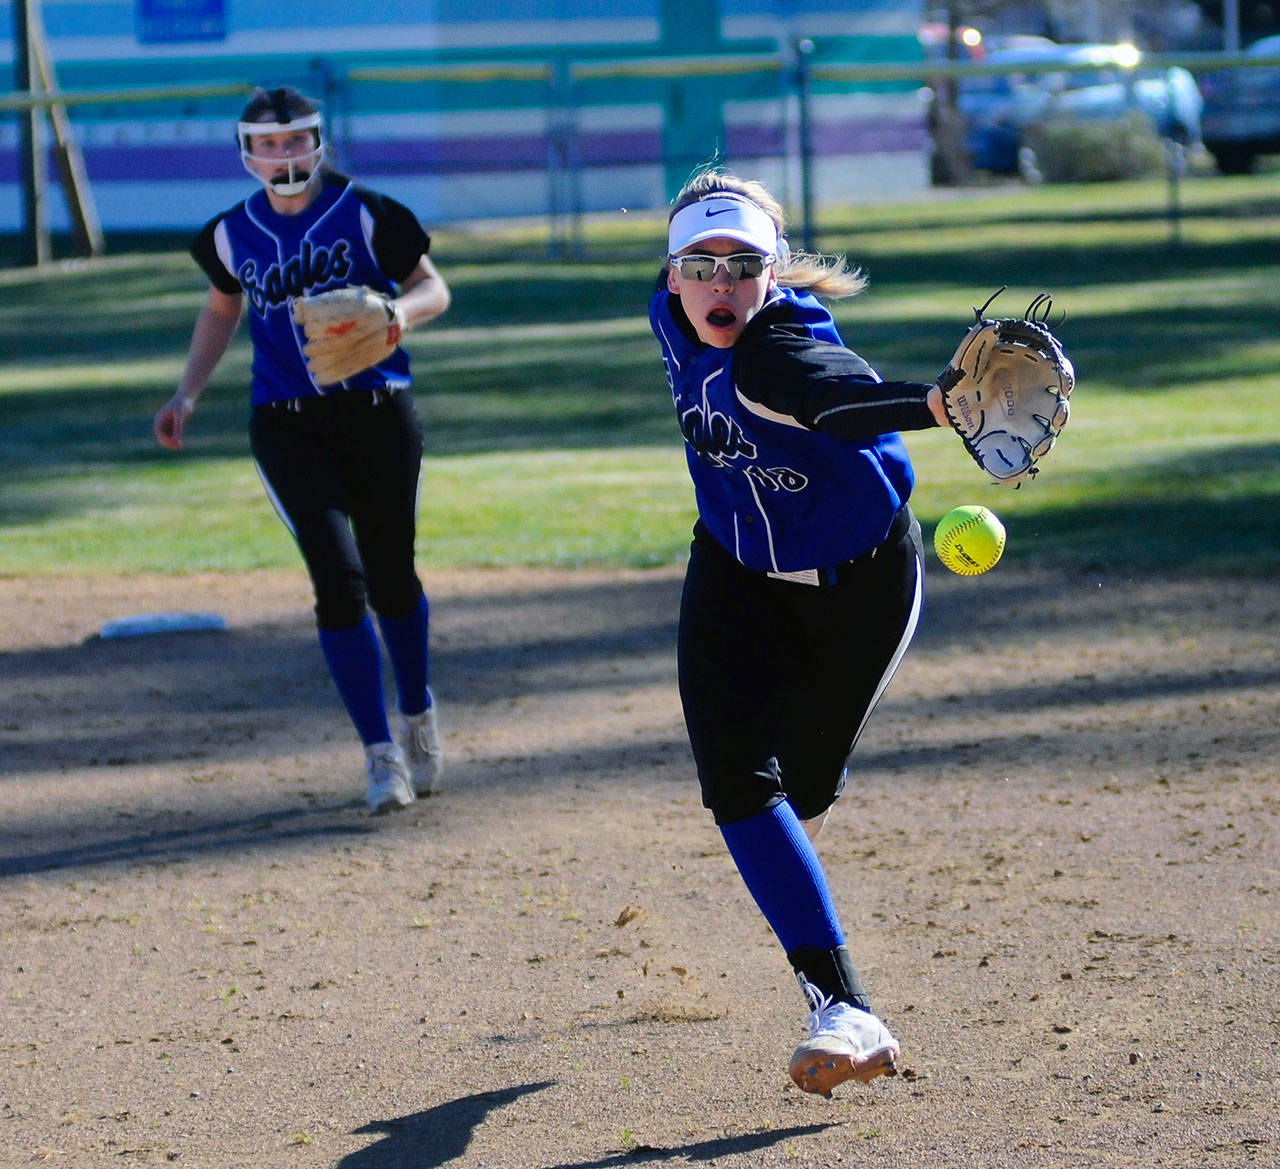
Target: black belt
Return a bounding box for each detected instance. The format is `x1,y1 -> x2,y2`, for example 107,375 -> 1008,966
765,505 -> 913,588
260,387 -> 400,413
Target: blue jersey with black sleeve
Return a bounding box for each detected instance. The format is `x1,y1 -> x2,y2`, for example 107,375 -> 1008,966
191,175 -> 430,406
650,282 -> 936,574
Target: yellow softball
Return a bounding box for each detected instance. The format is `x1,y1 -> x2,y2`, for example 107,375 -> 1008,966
934,505 -> 1006,576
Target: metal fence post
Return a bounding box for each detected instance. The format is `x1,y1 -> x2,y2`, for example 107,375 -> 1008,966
547,56 -> 582,261
310,57 -> 345,158
790,35 -> 815,254
1165,138 -> 1185,249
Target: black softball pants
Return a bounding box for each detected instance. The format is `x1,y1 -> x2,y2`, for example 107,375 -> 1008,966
249,389 -> 425,630
678,507 -> 923,826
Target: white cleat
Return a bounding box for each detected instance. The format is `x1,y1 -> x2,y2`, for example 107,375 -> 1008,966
789,984 -> 899,1097
401,700 -> 444,795
364,742 -> 416,815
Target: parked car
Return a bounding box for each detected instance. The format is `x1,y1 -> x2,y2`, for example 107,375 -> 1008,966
957,42 -> 1204,175
919,21 -> 986,60
980,34 -> 1059,56
919,23 -> 1056,61
1197,34 -> 1280,173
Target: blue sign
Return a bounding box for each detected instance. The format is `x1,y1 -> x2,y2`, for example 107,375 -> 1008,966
136,0 -> 227,44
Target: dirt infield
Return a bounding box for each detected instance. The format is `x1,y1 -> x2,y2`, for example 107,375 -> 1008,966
1,565 -> 1277,1168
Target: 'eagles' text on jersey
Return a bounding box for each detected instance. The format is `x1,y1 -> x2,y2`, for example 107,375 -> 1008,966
650,284 -> 916,574
192,177 -> 430,405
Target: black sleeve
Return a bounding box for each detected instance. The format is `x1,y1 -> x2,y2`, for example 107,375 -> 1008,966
735,321 -> 939,439
354,186 -> 432,283
189,215 -> 242,295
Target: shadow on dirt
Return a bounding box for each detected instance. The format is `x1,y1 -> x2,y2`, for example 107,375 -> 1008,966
0,574 -> 684,780
0,799 -> 371,878
340,1081 -> 555,1169
338,1077 -> 831,1169
3,568 -> 1277,880
540,1123 -> 835,1168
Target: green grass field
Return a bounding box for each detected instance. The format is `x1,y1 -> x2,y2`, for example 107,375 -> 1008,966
2,173 -> 1278,577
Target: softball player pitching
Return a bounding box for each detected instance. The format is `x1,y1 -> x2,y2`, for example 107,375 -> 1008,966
650,168 -> 954,1096
153,86 -> 449,815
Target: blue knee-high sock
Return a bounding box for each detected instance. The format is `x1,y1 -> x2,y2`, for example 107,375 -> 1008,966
376,592 -> 432,717
719,801 -> 845,954
318,617 -> 392,746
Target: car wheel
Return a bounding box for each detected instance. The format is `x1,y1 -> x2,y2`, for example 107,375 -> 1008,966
1210,146 -> 1256,175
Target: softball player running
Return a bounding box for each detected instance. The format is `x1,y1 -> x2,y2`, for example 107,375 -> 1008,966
650,169 -> 953,1096
153,86 -> 449,815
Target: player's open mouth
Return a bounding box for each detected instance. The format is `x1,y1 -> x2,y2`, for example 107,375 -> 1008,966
706,308 -> 737,328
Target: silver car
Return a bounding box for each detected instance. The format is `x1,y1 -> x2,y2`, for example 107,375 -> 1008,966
1198,34 -> 1280,174
958,43 -> 1203,176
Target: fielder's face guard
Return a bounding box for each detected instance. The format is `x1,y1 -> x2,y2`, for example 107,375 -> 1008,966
238,112 -> 324,196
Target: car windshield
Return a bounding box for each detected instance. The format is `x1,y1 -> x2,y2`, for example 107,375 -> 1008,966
1061,67 -> 1121,90
959,53 -> 1060,96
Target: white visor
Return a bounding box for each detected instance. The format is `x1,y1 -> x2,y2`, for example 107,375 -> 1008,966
668,195 -> 779,257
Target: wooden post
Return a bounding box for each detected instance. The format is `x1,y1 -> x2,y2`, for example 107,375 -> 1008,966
30,0 -> 103,256
13,0 -> 50,266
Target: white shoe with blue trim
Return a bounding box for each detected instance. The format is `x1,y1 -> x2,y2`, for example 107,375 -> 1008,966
789,982 -> 899,1096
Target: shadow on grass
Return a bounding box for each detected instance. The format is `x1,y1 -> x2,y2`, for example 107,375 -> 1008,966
864,298 -> 1280,391
3,182 -> 1277,515
988,440 -> 1280,576
0,336 -> 669,488
3,195 -> 1278,362
822,187 -> 1280,232
998,443 -> 1280,576
846,232 -> 1280,306
6,426 -> 1277,576
1015,495 -> 1280,576
3,294 -> 1277,507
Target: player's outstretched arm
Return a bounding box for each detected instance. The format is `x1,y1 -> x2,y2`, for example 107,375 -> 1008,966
154,286 -> 243,450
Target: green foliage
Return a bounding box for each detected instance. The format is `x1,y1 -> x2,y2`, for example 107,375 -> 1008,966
1023,112 -> 1166,183
2,173 -> 1279,578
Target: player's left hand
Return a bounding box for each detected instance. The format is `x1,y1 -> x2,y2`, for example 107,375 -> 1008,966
936,290 -> 1074,485
154,393 -> 195,450
292,285 -> 407,385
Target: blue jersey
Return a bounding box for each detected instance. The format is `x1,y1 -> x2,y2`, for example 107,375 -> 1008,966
191,176 -> 430,406
651,284 -> 926,574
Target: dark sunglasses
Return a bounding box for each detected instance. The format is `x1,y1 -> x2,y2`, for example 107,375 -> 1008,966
668,252 -> 775,281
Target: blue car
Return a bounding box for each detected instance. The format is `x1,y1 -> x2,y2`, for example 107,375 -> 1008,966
1198,34 -> 1280,174
957,43 -> 1203,175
